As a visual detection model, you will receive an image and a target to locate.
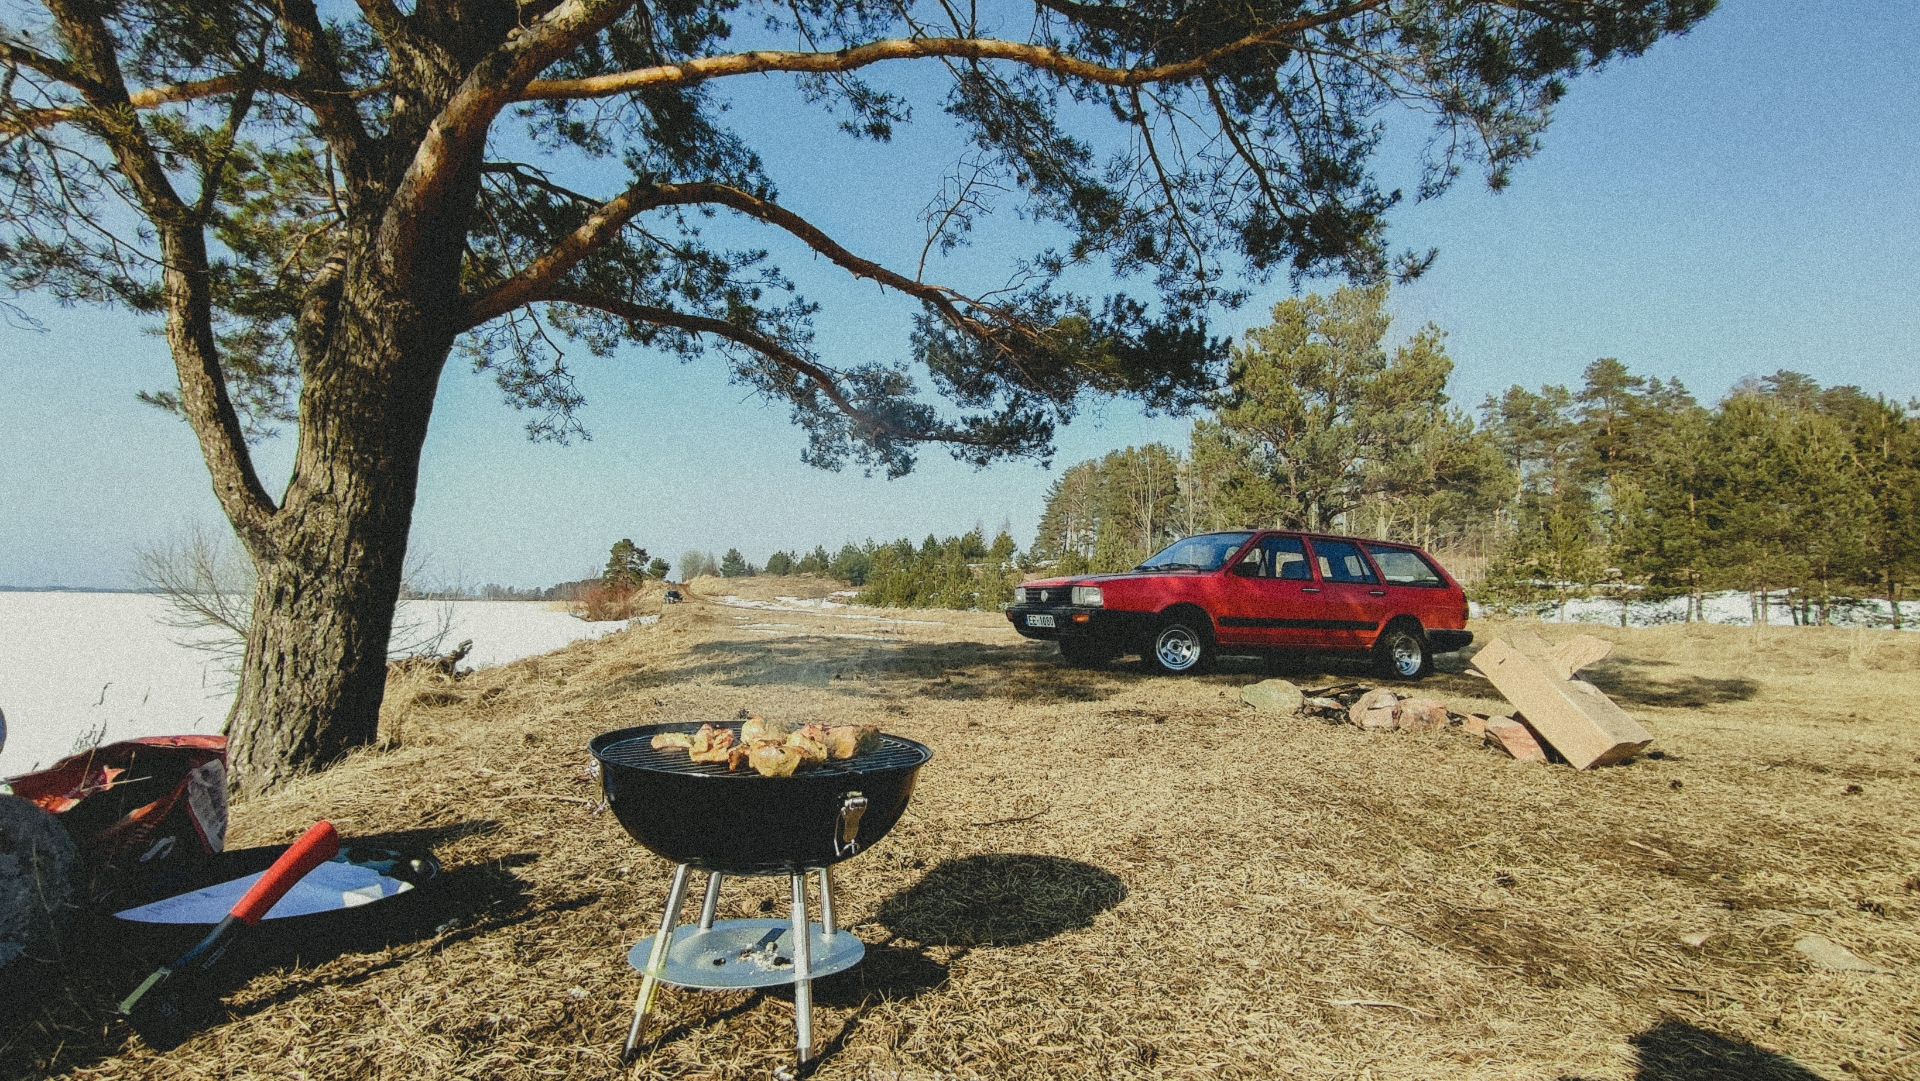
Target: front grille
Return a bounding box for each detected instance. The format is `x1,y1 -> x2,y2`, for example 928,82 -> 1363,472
597,727 -> 930,778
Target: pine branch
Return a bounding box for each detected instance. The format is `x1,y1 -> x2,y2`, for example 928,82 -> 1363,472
520,4 -> 1385,100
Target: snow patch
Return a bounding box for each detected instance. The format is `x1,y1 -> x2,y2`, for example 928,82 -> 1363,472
0,593 -> 628,777
1473,589 -> 1915,629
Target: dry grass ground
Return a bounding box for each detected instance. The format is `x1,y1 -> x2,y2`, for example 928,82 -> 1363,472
8,576 -> 1918,1081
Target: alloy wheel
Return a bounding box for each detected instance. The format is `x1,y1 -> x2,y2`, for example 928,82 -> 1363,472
1390,635 -> 1423,677
1155,625 -> 1202,672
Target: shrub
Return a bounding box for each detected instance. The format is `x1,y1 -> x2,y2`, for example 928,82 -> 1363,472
575,580 -> 645,621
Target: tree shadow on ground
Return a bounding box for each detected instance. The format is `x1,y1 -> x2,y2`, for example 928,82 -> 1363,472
1567,1018 -> 1827,1081
598,622 -> 1515,709
0,820 -> 541,1081
1583,665 -> 1760,708
601,636 -> 1133,704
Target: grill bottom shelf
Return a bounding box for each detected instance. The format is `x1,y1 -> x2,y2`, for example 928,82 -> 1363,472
626,918 -> 866,990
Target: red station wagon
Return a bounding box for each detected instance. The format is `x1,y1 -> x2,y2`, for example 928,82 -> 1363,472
1006,530 -> 1473,678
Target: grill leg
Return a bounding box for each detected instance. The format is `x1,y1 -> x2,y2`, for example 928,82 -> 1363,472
789,872 -> 814,1066
625,863 -> 692,1059
817,867 -> 836,939
698,871 -> 722,931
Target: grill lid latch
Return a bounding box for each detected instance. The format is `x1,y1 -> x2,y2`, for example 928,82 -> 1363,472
834,792 -> 869,857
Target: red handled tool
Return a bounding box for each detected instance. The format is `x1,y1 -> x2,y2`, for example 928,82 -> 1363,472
118,820 -> 340,1049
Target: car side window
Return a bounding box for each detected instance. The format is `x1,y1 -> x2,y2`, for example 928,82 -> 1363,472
1365,546 -> 1444,586
1311,538 -> 1378,584
1264,536 -> 1310,579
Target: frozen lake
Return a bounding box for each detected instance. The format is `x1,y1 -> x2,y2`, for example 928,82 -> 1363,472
0,592 -> 627,777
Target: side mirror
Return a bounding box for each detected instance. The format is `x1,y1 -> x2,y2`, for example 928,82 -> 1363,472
1231,561 -> 1261,578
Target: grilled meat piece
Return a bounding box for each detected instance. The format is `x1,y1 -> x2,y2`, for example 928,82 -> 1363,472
654,719 -> 883,773
785,724 -> 829,765
824,724 -> 881,759
687,723 -> 736,763
747,741 -> 804,778
740,714 -> 795,744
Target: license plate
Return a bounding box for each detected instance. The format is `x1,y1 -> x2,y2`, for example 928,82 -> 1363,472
1026,614 -> 1056,628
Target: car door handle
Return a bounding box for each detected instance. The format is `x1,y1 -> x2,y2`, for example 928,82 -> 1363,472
1300,587 -> 1320,594
1368,589 -> 1386,596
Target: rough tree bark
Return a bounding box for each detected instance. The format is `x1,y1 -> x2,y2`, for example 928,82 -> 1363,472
224,281 -> 455,789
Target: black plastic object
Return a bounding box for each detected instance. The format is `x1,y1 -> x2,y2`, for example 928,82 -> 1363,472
590,722 -> 931,875
111,843 -> 441,962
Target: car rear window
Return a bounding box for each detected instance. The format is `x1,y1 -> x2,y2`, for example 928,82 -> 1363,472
1310,538 -> 1377,584
1366,546 -> 1445,586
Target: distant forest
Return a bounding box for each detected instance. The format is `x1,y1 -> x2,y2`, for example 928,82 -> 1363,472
467,286 -> 1917,625
755,533 -> 1026,611
1032,286 -> 1917,625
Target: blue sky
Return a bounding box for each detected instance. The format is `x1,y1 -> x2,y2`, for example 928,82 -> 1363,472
3,0 -> 1916,589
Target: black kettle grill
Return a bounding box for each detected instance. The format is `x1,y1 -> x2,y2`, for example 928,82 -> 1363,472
589,722 -> 931,1068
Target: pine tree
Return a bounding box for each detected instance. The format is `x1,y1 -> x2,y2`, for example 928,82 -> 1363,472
829,544 -> 872,585
603,540 -> 649,588
0,0 -> 1712,791
796,546 -> 832,576
721,549 -> 751,578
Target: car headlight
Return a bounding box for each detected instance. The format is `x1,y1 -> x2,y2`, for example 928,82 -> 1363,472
1071,585 -> 1104,607
1013,586 -> 1028,605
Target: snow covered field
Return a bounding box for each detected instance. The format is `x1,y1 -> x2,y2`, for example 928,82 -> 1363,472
0,592 -> 627,777
1470,590 -> 1913,629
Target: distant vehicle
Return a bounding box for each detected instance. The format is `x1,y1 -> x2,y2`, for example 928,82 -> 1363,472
1006,530 -> 1472,678
663,590 -> 683,604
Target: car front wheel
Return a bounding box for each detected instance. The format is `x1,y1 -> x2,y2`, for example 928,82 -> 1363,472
1146,616 -> 1212,675
1374,622 -> 1432,680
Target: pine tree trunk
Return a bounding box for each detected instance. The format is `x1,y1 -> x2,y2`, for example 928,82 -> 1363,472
223,278 -> 453,796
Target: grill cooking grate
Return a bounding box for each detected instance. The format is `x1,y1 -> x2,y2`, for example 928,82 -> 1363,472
597,728 -> 929,778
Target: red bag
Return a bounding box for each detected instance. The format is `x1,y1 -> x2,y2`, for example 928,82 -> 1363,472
8,736 -> 228,902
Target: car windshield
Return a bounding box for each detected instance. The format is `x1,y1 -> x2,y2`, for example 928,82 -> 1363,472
1136,532 -> 1255,572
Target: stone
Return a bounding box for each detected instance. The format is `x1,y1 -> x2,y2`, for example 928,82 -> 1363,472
1470,635 -> 1652,769
1484,718 -> 1548,763
1241,679 -> 1305,715
1349,689 -> 1399,731
1464,714 -> 1491,735
1394,697 -> 1451,733
1794,935 -> 1894,974
1678,931 -> 1712,948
